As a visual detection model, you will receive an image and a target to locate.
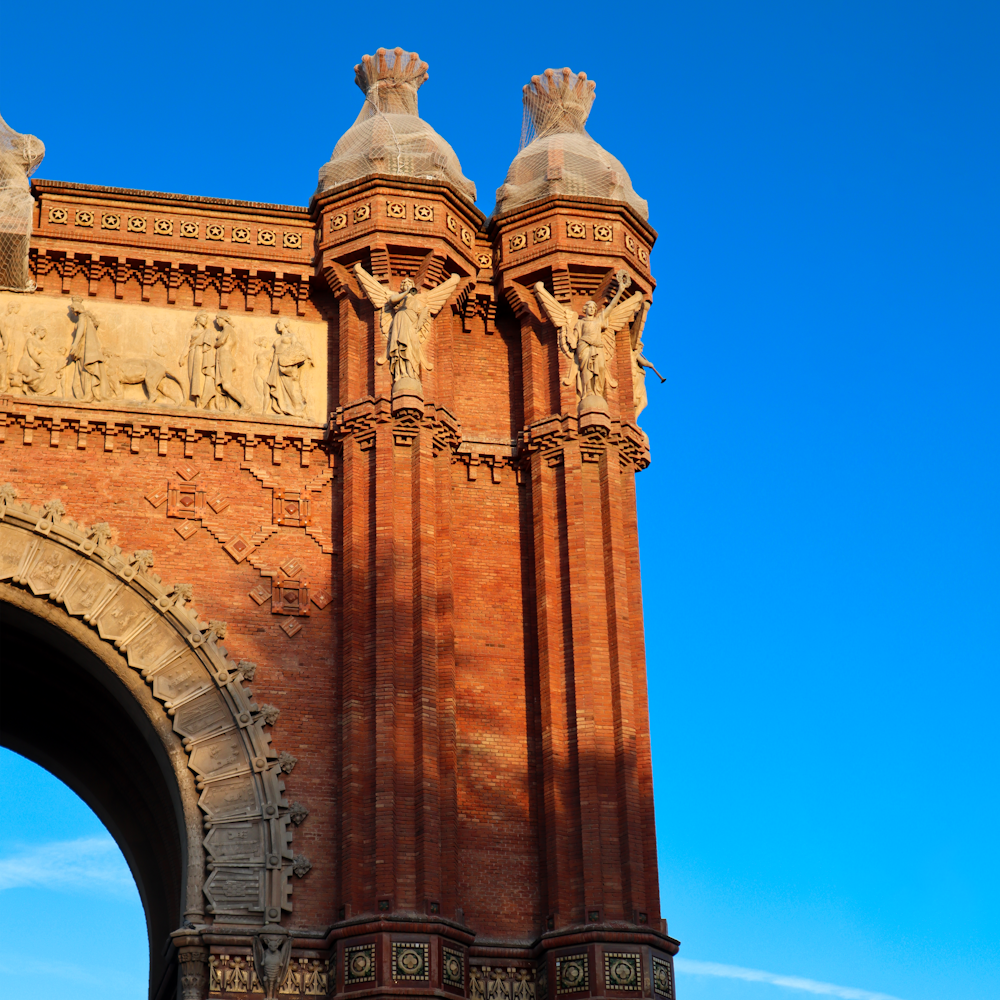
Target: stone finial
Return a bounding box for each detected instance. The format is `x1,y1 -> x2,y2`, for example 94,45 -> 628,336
288,802 -> 309,826
88,521 -> 112,545
354,47 -> 428,115
258,704 -> 280,726
204,619 -> 228,641
238,660 -> 258,681
0,483 -> 18,506
278,750 -> 298,773
42,499 -> 66,521
171,583 -> 193,605
523,67 -> 596,139
131,549 -> 155,570
291,854 -> 312,878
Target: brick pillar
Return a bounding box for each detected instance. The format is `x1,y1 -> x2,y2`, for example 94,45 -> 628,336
316,179 -> 481,991
493,198 -> 676,992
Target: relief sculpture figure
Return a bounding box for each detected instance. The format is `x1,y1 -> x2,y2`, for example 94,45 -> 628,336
352,263 -> 461,393
179,311 -> 216,408
213,314 -> 246,411
533,269 -> 644,410
253,336 -> 273,413
267,319 -> 312,417
16,326 -> 61,396
106,353 -> 185,405
66,297 -> 109,402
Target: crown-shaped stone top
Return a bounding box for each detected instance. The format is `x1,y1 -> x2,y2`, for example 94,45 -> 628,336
523,68 -> 596,140
354,47 -> 429,117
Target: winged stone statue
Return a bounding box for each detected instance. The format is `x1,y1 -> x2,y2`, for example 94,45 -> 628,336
352,263 -> 461,387
533,269 -> 645,406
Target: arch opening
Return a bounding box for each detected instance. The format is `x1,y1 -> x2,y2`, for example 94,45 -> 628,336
0,745 -> 149,1000
0,488 -> 301,1000
1,593 -> 191,1000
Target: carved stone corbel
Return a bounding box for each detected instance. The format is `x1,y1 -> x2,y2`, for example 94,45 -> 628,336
252,926 -> 292,999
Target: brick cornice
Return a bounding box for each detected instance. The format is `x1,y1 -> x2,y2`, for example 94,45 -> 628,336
32,179 -> 309,219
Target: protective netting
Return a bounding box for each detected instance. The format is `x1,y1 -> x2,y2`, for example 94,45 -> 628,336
316,47 -> 476,202
494,68 -> 647,220
0,114 -> 45,292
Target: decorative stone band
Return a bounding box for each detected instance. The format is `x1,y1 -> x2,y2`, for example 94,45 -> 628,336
29,249 -> 313,317
209,954 -> 331,996
333,397 -> 650,472
0,396 -> 328,467
0,485 -> 303,927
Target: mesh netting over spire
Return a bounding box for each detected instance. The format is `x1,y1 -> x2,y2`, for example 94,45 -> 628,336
494,68 -> 647,220
0,114 -> 45,292
316,47 -> 476,202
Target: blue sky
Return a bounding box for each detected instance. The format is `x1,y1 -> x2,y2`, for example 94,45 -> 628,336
1,3 -> 997,999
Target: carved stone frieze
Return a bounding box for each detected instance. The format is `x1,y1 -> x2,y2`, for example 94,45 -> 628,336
209,953 -> 330,997
0,291 -> 326,422
470,966 -> 540,1000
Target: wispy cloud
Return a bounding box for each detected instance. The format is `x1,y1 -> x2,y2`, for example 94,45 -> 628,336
674,958 -> 906,1000
0,954 -> 145,990
0,836 -> 137,897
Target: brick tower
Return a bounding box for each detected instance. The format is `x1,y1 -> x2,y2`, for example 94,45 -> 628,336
0,50 -> 677,1000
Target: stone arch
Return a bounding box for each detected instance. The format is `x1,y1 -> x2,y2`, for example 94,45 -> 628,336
0,485 -> 299,995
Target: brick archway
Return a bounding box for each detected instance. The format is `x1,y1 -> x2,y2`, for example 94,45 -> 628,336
0,486 -> 301,998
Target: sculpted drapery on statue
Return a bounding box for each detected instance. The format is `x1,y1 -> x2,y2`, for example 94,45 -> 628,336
352,263 -> 461,394
534,269 -> 645,411
66,296 -> 109,402
17,326 -> 60,395
266,318 -> 312,417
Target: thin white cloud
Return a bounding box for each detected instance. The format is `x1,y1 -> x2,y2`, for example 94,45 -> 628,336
0,835 -> 137,897
674,958 -> 906,1000
0,954 -> 145,990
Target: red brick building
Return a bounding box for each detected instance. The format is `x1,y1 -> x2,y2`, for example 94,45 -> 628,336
0,50 -> 678,1000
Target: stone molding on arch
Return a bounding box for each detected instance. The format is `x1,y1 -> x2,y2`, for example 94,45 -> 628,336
0,483 -> 304,928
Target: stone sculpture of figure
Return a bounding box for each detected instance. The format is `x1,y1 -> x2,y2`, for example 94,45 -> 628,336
0,301 -> 19,392
0,114 -> 45,292
628,300 -> 665,420
213,314 -> 245,411
266,321 -> 312,417
533,269 -> 645,407
253,335 -> 274,413
252,931 -> 292,1000
17,326 -> 60,396
352,263 -> 461,389
66,297 -> 109,402
178,311 -> 215,408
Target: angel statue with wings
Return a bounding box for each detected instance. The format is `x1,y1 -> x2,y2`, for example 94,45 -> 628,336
353,264 -> 461,390
533,269 -> 645,408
